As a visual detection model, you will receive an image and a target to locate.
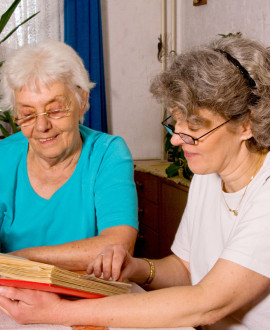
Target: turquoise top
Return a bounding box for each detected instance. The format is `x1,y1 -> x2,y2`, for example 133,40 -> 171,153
0,125 -> 138,252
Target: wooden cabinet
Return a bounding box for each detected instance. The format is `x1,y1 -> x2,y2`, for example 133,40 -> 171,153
134,169 -> 189,259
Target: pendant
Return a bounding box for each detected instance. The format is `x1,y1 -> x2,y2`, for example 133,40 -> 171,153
229,208 -> 238,216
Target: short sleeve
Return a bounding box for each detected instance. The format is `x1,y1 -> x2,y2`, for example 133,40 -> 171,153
94,136 -> 138,233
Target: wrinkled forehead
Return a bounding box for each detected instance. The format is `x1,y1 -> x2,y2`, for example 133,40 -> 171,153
170,108 -> 210,125
170,108 -> 212,126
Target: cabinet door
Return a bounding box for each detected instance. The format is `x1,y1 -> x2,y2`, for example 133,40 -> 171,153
159,183 -> 188,258
134,171 -> 159,203
138,198 -> 159,232
134,223 -> 160,259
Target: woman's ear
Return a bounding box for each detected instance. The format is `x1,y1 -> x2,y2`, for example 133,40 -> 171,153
80,90 -> 89,116
240,119 -> 253,141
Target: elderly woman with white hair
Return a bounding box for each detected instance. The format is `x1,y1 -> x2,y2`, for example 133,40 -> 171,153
0,39 -> 138,271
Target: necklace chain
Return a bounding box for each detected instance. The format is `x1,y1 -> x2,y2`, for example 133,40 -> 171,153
222,154 -> 264,216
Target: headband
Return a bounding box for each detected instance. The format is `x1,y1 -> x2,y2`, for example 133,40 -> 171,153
214,48 -> 256,89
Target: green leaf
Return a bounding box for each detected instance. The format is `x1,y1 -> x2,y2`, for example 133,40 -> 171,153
0,0 -> 21,34
0,110 -> 20,134
0,123 -> 10,137
166,160 -> 180,178
218,32 -> 242,39
3,110 -> 20,133
182,164 -> 193,181
0,11 -> 39,44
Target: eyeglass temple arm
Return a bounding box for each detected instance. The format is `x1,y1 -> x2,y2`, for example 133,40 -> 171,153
161,115 -> 172,125
193,119 -> 231,142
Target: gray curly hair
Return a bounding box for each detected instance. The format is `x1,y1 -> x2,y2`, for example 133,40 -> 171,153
150,36 -> 270,151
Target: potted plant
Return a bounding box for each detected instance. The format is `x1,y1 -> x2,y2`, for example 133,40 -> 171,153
0,0 -> 39,139
164,131 -> 193,181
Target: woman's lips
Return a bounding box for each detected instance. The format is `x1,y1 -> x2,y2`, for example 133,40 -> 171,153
38,135 -> 58,144
183,150 -> 197,159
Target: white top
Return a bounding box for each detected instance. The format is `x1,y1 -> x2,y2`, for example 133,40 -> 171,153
171,153 -> 270,329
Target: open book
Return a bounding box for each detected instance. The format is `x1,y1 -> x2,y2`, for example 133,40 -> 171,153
0,253 -> 131,299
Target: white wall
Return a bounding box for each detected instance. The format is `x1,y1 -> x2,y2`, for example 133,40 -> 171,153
101,0 -> 163,160
101,0 -> 270,160
180,0 -> 270,50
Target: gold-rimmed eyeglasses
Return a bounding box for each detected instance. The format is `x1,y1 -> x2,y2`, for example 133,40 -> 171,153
14,101 -> 72,127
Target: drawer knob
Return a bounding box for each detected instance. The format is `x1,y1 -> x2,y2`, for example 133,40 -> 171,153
135,181 -> 144,190
137,233 -> 145,240
138,208 -> 144,217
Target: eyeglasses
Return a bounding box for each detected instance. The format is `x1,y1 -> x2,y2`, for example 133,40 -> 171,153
14,101 -> 72,127
162,116 -> 231,145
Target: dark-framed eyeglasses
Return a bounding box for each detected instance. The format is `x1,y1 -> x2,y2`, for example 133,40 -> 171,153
162,116 -> 231,145
14,101 -> 72,127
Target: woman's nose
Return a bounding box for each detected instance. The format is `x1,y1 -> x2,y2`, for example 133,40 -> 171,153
170,133 -> 184,146
34,113 -> 52,131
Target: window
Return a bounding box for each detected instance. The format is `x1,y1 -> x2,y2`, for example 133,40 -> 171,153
0,0 -> 63,50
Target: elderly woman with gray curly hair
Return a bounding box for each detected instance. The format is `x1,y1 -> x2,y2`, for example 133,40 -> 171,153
0,36 -> 269,330
0,39 -> 138,271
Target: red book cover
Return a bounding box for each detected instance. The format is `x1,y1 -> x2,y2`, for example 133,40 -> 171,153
0,278 -> 105,299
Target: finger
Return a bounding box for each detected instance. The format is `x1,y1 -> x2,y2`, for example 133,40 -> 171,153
86,254 -> 104,275
91,254 -> 104,278
0,305 -> 12,317
86,260 -> 94,274
0,286 -> 27,301
102,250 -> 115,280
111,249 -> 126,281
0,295 -> 13,317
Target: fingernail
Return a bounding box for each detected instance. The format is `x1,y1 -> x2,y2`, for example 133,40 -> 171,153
103,272 -> 110,279
112,273 -> 118,281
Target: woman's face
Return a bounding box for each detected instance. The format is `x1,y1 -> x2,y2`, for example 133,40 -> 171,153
15,81 -> 86,164
170,109 -> 251,177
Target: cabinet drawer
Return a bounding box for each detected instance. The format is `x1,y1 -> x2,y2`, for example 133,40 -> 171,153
138,198 -> 159,232
135,223 -> 159,259
134,171 -> 159,203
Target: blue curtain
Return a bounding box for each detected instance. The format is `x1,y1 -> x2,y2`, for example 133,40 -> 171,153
64,0 -> 108,132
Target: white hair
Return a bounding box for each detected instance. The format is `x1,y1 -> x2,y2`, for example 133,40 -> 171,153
0,39 -> 95,116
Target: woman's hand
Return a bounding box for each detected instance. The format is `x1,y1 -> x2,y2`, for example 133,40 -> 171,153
0,286 -> 67,325
87,244 -> 136,281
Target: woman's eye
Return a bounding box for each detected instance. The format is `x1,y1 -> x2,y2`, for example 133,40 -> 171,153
20,113 -> 34,119
47,102 -> 65,111
188,126 -> 201,132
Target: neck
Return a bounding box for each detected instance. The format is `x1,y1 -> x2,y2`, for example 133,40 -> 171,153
221,151 -> 267,193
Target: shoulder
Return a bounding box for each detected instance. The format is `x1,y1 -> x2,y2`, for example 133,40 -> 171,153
0,132 -> 26,179
79,125 -> 131,157
0,132 -> 27,156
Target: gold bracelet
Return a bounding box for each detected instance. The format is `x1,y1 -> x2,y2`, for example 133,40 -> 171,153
141,258 -> 155,286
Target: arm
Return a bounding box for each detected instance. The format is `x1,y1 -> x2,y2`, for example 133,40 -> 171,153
10,226 -> 137,270
10,136 -> 138,270
87,244 -> 191,288
0,258 -> 268,327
